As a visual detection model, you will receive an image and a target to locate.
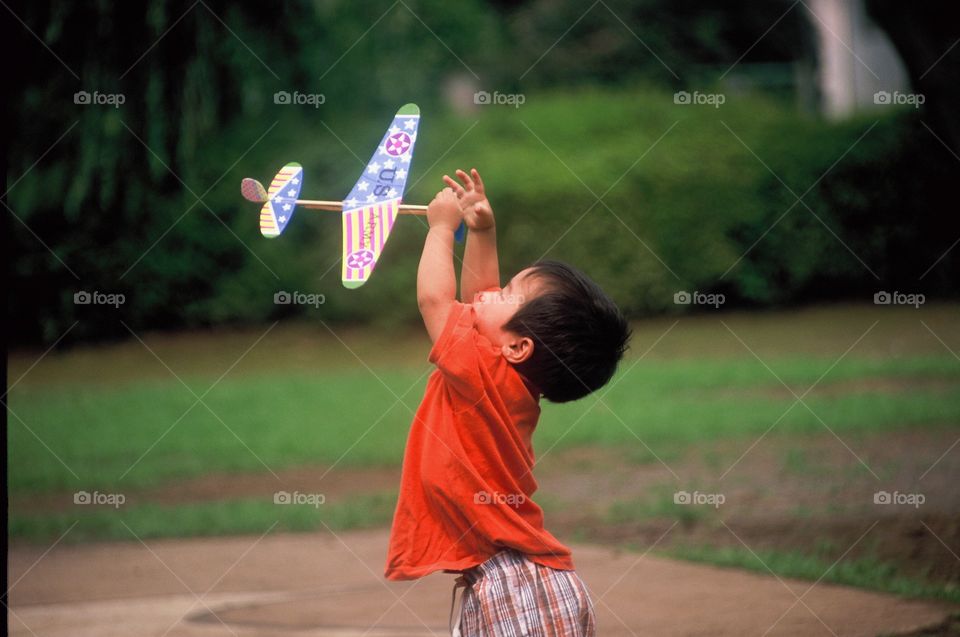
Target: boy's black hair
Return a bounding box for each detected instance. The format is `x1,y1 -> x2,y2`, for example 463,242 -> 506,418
504,260 -> 631,403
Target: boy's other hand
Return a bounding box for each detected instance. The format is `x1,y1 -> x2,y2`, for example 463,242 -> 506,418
427,187 -> 462,232
443,168 -> 494,231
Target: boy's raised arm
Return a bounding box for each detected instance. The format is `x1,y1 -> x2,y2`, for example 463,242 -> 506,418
444,169 -> 499,301
418,187 -> 462,343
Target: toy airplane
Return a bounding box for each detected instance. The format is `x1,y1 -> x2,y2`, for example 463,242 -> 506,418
241,103 -> 463,289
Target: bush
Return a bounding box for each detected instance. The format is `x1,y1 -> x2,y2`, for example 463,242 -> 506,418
11,85 -> 957,344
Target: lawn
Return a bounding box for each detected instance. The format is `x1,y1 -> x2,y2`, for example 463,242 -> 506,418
9,304 -> 959,494
7,303 -> 960,601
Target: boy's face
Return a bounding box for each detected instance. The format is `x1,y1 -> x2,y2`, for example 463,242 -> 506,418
472,267 -> 541,349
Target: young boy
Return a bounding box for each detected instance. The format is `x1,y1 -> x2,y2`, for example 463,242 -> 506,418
384,168 -> 630,636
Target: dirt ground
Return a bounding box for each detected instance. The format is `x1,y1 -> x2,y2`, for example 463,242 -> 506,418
8,529 -> 958,636
14,425 -> 960,592
539,426 -> 960,590
10,425 -> 960,635
10,308 -> 959,634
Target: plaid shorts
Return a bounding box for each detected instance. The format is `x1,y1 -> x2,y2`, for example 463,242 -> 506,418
450,549 -> 596,637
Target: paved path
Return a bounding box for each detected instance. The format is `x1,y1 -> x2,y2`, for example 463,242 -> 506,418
8,529 -> 955,636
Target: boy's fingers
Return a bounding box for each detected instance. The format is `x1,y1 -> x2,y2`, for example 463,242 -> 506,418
471,168 -> 485,192
442,175 -> 464,195
456,168 -> 474,191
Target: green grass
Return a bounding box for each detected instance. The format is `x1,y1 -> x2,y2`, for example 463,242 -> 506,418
538,357 -> 960,451
9,368 -> 426,493
666,544 -> 960,605
10,492 -> 398,544
9,348 -> 960,494
606,490 -> 710,526
8,307 -> 960,610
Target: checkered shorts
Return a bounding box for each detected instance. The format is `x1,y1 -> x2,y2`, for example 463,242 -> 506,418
450,549 -> 596,637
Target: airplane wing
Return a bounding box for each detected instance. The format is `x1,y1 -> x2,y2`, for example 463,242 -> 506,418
341,103 -> 420,289
259,163 -> 303,238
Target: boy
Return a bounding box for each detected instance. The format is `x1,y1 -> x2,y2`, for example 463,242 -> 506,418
384,168 -> 630,636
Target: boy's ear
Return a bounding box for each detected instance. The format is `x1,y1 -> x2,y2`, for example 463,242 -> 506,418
501,335 -> 534,364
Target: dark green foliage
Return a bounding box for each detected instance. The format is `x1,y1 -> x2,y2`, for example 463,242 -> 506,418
9,1 -> 958,345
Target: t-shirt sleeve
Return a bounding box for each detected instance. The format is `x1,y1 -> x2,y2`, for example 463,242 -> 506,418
428,302 -> 485,404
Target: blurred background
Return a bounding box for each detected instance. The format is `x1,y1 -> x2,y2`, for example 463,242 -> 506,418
7,0 -> 960,628
9,0 -> 959,342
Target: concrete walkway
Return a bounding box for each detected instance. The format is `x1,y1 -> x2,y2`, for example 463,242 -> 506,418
8,529 -> 955,636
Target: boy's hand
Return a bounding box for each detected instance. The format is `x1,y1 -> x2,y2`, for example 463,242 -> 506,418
443,168 -> 494,231
427,187 -> 462,232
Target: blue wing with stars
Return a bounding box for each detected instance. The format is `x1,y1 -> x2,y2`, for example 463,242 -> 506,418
341,104 -> 421,289
342,103 -> 420,210
260,162 -> 303,238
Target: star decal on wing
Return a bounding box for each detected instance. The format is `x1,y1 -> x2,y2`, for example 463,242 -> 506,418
338,104 -> 422,288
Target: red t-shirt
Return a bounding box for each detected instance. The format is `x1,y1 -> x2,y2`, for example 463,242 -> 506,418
384,301 -> 574,580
